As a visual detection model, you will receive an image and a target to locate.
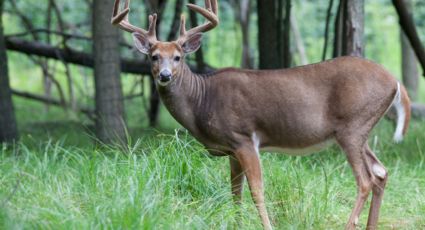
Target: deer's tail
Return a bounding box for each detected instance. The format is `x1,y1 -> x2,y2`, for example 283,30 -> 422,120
392,82 -> 411,143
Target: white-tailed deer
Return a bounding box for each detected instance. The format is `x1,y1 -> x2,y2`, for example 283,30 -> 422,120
112,0 -> 411,229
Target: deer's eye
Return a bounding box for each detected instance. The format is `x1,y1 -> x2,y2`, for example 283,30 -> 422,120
174,56 -> 181,62
152,55 -> 159,61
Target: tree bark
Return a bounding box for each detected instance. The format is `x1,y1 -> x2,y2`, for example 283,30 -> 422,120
342,0 -> 364,57
257,0 -> 279,69
0,0 -> 19,143
258,0 -> 291,69
333,0 -> 345,57
232,0 -> 253,68
93,0 -> 127,145
400,0 -> 418,101
282,0 -> 291,68
392,0 -> 425,77
277,0 -> 284,67
322,0 -> 335,61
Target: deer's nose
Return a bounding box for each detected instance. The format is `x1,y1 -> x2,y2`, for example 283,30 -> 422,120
159,70 -> 172,82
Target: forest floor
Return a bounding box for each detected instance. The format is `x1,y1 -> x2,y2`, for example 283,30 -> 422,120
1,98 -> 425,229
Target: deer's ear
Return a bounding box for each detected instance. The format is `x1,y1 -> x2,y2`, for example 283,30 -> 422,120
132,32 -> 151,54
182,33 -> 203,54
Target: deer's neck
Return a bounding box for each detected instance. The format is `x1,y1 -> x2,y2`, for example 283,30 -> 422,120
158,63 -> 207,133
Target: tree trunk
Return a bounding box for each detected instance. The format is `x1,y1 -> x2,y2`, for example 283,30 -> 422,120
282,0 -> 291,68
400,0 -> 418,101
322,0 -> 335,60
93,0 -> 126,145
258,0 -> 291,69
0,0 -> 19,143
392,0 -> 425,77
232,0 -> 253,68
342,0 -> 364,57
290,13 -> 308,65
333,0 -> 345,57
148,78 -> 160,127
257,0 -> 279,69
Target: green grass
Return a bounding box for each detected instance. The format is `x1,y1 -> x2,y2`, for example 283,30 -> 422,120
1,117 -> 425,229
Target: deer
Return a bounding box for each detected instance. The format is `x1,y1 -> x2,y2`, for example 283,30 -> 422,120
111,0 -> 411,229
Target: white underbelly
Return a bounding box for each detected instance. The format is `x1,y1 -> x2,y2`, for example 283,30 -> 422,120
261,139 -> 335,156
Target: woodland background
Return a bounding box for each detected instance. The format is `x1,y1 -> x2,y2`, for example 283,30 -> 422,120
0,0 -> 425,229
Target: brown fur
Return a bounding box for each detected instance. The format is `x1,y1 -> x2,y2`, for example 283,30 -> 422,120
161,57 -> 400,153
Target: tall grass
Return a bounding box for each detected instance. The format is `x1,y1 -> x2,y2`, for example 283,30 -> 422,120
1,120 -> 425,229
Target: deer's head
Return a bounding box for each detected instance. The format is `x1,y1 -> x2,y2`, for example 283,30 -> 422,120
112,0 -> 218,86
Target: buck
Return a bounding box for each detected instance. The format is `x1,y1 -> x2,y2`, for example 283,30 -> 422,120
111,0 -> 411,229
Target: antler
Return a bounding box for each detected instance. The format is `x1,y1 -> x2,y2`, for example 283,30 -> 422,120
111,0 -> 157,43
177,0 -> 219,44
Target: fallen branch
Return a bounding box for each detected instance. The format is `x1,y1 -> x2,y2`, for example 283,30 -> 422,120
11,89 -> 94,118
5,29 -> 133,49
5,37 -> 213,75
5,37 -> 151,75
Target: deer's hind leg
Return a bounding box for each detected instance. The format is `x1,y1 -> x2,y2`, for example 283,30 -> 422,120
337,130 -> 388,230
364,145 -> 388,230
336,134 -> 373,230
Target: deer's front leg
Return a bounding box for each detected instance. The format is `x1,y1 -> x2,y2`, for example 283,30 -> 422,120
234,146 -> 272,230
229,155 -> 245,205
